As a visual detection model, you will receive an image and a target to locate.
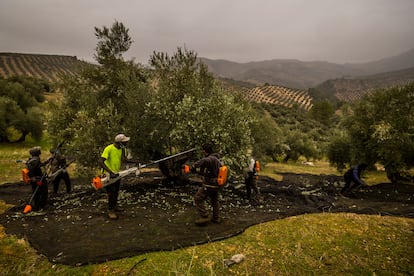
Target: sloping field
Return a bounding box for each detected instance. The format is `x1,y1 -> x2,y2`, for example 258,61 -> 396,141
1,53 -> 313,111
314,67 -> 414,102
243,85 -> 313,110
0,53 -> 86,82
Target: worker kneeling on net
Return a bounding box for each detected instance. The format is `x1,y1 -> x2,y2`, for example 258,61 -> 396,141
340,163 -> 368,197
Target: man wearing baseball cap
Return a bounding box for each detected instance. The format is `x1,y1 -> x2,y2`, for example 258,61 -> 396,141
98,133 -> 134,219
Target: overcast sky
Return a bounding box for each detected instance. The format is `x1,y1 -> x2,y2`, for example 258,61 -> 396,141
1,0 -> 413,64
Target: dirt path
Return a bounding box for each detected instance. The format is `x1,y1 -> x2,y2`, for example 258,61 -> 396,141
0,171 -> 413,266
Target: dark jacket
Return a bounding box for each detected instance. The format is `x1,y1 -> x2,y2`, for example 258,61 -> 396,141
193,153 -> 221,184
26,156 -> 43,179
344,164 -> 365,185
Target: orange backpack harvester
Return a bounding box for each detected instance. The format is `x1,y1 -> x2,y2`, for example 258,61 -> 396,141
217,165 -> 228,186
254,160 -> 260,173
22,168 -> 30,183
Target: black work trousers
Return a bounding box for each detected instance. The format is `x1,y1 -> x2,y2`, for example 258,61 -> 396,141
245,172 -> 260,199
341,172 -> 362,194
53,172 -> 71,193
105,179 -> 121,210
194,185 -> 220,220
30,180 -> 48,210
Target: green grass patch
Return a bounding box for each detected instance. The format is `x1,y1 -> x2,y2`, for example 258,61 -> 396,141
263,160 -> 341,179
0,145 -> 405,274
1,212 -> 412,275
262,161 -> 390,185
0,136 -> 53,184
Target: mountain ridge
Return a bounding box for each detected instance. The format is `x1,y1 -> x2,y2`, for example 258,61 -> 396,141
200,48 -> 414,89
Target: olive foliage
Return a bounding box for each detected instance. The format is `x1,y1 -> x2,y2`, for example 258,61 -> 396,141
145,48 -> 256,173
0,76 -> 46,142
329,83 -> 414,181
48,21 -> 150,171
49,22 -> 255,175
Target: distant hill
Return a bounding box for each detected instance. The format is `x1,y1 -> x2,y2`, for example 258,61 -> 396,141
0,53 -> 88,82
3,51 -> 413,110
200,48 -> 414,89
312,66 -> 414,102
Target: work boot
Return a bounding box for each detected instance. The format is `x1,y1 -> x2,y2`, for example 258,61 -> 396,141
195,217 -> 210,226
108,210 -> 118,220
211,217 -> 222,224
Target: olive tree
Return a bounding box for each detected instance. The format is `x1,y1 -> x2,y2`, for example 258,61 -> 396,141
0,76 -> 45,142
343,83 -> 414,182
48,21 -> 150,170
144,47 -> 256,173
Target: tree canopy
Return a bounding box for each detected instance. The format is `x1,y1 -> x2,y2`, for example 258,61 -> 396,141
0,76 -> 47,142
48,22 -> 256,175
328,83 -> 414,181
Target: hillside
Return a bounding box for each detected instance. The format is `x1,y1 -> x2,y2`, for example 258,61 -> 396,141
3,51 -> 412,109
312,67 -> 414,102
200,48 -> 414,90
1,52 -> 312,112
243,85 -> 312,111
0,53 -> 88,82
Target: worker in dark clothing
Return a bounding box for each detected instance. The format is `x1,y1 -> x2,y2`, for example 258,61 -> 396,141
46,148 -> 72,194
245,156 -> 261,202
26,146 -> 48,211
191,144 -> 222,226
340,163 -> 368,196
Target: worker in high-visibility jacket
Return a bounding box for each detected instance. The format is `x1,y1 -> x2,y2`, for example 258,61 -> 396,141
98,134 -> 136,220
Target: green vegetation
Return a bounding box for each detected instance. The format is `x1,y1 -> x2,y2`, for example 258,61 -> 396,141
1,20 -> 413,274
0,76 -> 49,142
328,83 -> 414,182
252,103 -> 335,163
0,134 -> 56,183
0,159 -> 411,275
1,201 -> 412,275
48,21 -> 255,176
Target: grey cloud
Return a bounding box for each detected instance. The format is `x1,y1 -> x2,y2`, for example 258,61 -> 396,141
1,0 -> 413,64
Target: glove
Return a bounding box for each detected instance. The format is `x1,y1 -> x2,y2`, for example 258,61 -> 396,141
36,180 -> 43,186
110,172 -> 120,178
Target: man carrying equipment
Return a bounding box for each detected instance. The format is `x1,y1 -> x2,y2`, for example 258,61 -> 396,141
190,143 -> 223,226
26,146 -> 48,211
245,155 -> 261,202
99,133 -> 136,220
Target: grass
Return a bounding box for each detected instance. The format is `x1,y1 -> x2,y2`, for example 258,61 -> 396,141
0,146 -> 412,275
261,160 -> 389,185
1,209 -> 412,275
0,134 -> 67,184
0,138 -> 49,184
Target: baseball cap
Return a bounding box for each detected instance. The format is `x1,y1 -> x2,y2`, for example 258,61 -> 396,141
29,146 -> 41,156
114,133 -> 130,143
